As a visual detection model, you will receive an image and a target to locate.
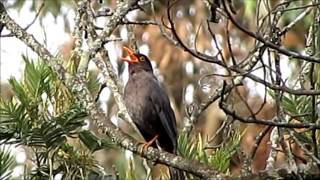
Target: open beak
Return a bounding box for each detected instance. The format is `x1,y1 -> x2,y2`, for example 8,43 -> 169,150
121,46 -> 139,64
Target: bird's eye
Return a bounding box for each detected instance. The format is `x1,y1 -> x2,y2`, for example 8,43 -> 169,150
140,56 -> 145,61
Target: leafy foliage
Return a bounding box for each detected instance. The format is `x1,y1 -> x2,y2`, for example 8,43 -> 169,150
280,94 -> 313,122
0,57 -> 113,179
0,147 -> 15,180
208,132 -> 241,173
79,130 -> 116,152
178,131 -> 241,178
268,91 -> 316,144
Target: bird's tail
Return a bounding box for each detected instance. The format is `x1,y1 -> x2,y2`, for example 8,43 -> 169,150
169,167 -> 185,180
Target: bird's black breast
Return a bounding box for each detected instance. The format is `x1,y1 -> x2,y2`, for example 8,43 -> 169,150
124,71 -> 177,153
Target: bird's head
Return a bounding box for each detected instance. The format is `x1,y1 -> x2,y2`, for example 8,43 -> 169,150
121,46 -> 153,72
121,46 -> 149,64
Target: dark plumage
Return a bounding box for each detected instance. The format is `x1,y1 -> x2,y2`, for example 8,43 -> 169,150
122,47 -> 184,180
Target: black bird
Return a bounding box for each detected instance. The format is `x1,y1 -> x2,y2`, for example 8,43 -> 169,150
122,46 -> 184,180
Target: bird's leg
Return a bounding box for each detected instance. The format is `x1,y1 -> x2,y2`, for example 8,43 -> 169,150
141,134 -> 159,154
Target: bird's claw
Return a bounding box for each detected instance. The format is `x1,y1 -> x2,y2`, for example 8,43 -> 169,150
139,135 -> 159,154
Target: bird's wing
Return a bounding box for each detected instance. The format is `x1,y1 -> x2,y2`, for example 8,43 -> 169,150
149,79 -> 178,149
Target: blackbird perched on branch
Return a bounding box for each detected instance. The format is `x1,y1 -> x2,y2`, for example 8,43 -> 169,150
122,46 -> 185,180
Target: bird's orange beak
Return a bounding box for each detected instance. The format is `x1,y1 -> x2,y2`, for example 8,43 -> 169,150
121,46 -> 139,64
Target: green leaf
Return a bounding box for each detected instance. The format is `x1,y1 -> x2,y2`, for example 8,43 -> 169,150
208,131 -> 241,173
178,133 -> 197,160
79,130 -> 115,152
22,56 -> 52,101
0,98 -> 29,144
0,147 -> 16,180
8,78 -> 30,107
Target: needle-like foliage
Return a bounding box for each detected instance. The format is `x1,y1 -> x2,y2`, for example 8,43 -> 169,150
0,147 -> 15,180
0,57 -> 114,179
